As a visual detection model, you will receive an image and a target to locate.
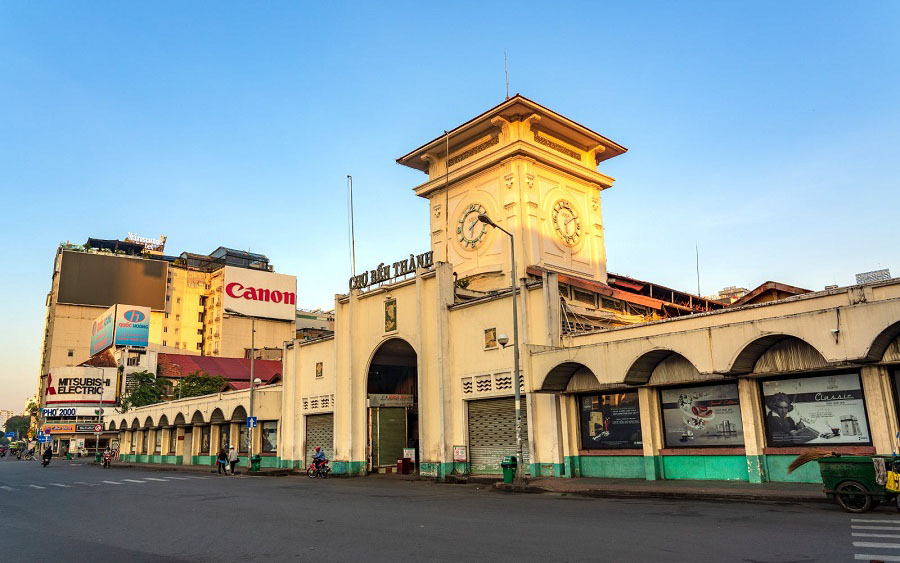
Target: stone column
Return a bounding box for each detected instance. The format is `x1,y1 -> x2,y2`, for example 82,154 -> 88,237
738,378 -> 767,483
638,387 -> 664,480
861,365 -> 899,454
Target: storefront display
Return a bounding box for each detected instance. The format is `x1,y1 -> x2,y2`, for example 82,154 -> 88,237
660,383 -> 744,447
579,392 -> 642,449
762,373 -> 870,446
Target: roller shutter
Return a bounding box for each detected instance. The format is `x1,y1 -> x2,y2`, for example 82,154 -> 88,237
468,397 -> 530,475
305,414 -> 334,464
370,407 -> 407,468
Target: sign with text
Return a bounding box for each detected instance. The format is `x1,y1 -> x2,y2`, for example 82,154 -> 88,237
114,305 -> 150,348
45,366 -> 117,405
367,394 -> 415,408
349,251 -> 434,290
579,392 -> 642,450
223,266 -> 297,322
90,305 -> 116,356
42,406 -> 106,418
762,373 -> 871,446
42,423 -> 76,434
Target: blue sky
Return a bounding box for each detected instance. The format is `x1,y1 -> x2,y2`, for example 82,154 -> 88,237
2,2 -> 898,411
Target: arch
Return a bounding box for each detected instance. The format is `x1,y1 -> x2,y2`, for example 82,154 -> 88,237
190,410 -> 205,425
119,418 -> 128,430
230,405 -> 248,421
624,349 -> 683,385
158,414 -> 169,427
729,334 -> 827,375
366,337 -> 418,471
143,416 -> 154,428
210,408 -> 225,424
173,413 -> 186,426
541,362 -> 598,392
108,420 -> 117,431
865,320 -> 900,363
367,338 -> 418,394
131,418 -> 140,430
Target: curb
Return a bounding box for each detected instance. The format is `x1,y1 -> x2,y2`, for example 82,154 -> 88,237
493,483 -> 828,504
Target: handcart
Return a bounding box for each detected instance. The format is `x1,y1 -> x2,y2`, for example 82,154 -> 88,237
818,455 -> 900,513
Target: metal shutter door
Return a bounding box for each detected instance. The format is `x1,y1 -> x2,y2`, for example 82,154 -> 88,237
305,414 -> 334,464
373,407 -> 406,468
468,397 -> 530,475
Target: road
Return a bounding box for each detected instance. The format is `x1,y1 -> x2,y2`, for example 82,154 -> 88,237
0,457 -> 896,562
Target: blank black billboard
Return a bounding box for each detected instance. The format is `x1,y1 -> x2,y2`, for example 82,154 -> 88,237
57,251 -> 168,310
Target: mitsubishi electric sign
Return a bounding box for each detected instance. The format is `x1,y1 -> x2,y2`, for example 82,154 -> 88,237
223,266 -> 297,321
45,366 -> 118,405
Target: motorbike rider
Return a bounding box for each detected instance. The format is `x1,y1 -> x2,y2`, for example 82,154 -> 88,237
312,446 -> 327,469
41,446 -> 52,467
102,446 -> 112,468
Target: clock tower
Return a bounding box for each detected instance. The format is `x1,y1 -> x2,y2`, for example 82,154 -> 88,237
397,95 -> 626,291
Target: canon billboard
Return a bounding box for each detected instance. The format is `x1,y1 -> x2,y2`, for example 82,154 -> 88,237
222,266 -> 297,321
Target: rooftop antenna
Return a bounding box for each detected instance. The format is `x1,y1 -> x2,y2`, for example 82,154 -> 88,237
504,49 -> 509,99
347,175 -> 357,279
695,243 -> 701,296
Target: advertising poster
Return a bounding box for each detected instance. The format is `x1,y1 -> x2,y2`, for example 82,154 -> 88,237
579,392 -> 642,449
45,367 -> 118,405
660,383 -> 744,447
762,373 -> 870,446
90,305 -> 116,356
114,305 -> 150,348
223,266 -> 297,321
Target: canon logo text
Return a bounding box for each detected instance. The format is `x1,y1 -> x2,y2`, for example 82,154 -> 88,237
226,282 -> 296,306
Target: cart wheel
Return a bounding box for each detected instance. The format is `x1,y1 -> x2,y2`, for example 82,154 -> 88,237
836,481 -> 873,513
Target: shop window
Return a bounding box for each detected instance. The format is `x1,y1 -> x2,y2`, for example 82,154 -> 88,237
239,424 -> 248,453
761,372 -> 871,447
579,392 -> 642,449
219,425 -> 230,450
154,429 -> 162,453
169,430 -> 177,454
200,426 -> 210,454
660,383 -> 744,448
130,432 -> 136,450
261,421 -> 278,453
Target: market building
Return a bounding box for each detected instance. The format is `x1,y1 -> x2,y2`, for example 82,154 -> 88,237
111,95 -> 900,484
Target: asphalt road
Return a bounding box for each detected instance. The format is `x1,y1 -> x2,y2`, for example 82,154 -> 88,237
0,457 -> 896,562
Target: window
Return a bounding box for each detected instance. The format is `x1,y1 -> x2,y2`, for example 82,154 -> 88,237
573,287 -> 596,307
239,424 -> 248,453
660,383 -> 744,448
261,421 -> 278,453
579,392 -> 642,449
198,312 -> 204,322
196,343 -> 202,350
761,373 -> 870,447
200,426 -> 211,454
162,340 -> 167,347
315,362 -> 323,378
219,425 -> 230,450
165,313 -> 169,319
176,314 -> 180,321
176,297 -> 181,304
169,429 -> 177,454
197,329 -> 203,335
154,429 -> 162,453
174,328 -> 179,334
67,349 -> 74,358
166,295 -> 170,302
163,327 -> 168,333
142,430 -> 149,453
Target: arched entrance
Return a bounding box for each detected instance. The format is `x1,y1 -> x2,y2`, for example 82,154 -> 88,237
367,338 -> 417,472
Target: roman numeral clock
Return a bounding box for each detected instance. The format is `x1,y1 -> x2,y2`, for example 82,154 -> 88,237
551,199 -> 582,246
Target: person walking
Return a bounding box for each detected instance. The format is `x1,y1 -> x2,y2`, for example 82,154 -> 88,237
227,446 -> 238,475
216,448 -> 228,475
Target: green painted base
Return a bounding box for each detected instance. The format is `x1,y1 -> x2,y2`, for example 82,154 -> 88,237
191,455 -> 216,466
332,461 -> 367,476
565,456 -> 644,479
258,456 -> 281,469
763,454 -> 823,483
278,459 -> 301,469
659,455 -> 749,481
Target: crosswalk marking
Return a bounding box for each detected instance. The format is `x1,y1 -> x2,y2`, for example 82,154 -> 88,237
27,485 -> 45,489
144,478 -> 169,482
166,476 -> 188,480
852,525 -> 900,530
101,480 -> 122,485
855,555 -> 900,562
853,532 -> 900,538
852,518 -> 900,524
1,486 -> 14,492
48,483 -> 70,488
853,541 -> 900,549
122,479 -> 146,483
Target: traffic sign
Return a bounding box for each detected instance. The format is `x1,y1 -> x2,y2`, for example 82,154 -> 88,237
38,436 -> 50,443
246,417 -> 257,429
4,432 -> 15,439
93,424 -> 103,433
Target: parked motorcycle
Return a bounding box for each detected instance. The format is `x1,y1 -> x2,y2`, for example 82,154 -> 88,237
306,459 -> 331,479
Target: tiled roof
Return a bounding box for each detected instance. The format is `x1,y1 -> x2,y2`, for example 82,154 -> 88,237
157,353 -> 281,382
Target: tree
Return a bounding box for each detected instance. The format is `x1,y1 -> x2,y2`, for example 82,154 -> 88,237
4,416 -> 30,437
176,371 -> 227,399
119,371 -> 166,412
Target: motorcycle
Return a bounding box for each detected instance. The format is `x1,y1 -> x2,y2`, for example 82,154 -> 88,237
102,453 -> 111,469
306,459 -> 331,479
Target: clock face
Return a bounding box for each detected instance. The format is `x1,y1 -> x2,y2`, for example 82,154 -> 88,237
552,199 -> 582,246
457,203 -> 489,249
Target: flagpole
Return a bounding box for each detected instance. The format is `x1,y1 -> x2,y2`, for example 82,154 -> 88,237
348,175 -> 357,279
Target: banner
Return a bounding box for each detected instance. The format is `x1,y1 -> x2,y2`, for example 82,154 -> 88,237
579,392 -> 642,449
762,373 -> 870,446
90,305 -> 116,356
661,383 -> 744,447
223,266 -> 297,321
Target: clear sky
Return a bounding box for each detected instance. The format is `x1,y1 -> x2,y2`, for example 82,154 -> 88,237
1,2 -> 898,412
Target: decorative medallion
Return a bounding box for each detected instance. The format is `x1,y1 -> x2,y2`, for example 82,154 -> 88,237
552,199 -> 582,246
384,299 -> 397,333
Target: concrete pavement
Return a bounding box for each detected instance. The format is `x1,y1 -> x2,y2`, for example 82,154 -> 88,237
0,457 -> 895,562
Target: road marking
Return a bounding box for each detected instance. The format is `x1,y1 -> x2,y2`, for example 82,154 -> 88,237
122,479 -> 146,483
27,485 -> 45,489
855,555 -> 900,562
852,518 -> 900,524
144,478 -> 169,482
853,532 -> 900,538
0,486 -> 14,492
73,482 -> 97,487
853,541 -> 900,549
187,476 -> 209,479
165,476 -> 188,480
48,483 -> 70,488
101,480 -> 122,485
852,525 -> 900,531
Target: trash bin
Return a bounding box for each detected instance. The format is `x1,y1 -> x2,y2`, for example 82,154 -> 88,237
250,454 -> 261,472
501,456 -> 517,484
66,453 -> 72,460
397,458 -> 412,475
95,454 -> 101,463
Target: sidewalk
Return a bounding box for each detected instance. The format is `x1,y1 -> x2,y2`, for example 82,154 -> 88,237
105,461 -> 295,477
494,477 -> 827,504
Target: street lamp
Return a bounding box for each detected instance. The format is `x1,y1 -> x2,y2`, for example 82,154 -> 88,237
476,213 -> 524,482
225,308 -> 255,469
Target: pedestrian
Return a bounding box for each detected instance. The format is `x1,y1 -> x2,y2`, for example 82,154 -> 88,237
216,448 -> 228,475
228,446 -> 238,475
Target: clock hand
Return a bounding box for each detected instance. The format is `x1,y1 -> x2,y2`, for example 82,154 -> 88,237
468,218 -> 478,234
565,215 -> 576,225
